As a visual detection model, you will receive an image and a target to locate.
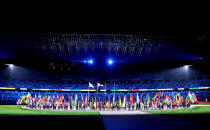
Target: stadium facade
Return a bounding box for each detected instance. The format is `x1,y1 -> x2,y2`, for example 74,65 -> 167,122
0,33 -> 209,105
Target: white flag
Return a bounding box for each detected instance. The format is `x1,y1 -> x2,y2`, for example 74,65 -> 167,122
97,82 -> 103,87
136,93 -> 140,103
123,96 -> 126,107
89,82 -> 94,88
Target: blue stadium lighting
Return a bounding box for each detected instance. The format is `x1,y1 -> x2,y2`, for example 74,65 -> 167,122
87,59 -> 94,64
107,59 -> 113,65
89,60 -> 93,64
83,59 -> 94,64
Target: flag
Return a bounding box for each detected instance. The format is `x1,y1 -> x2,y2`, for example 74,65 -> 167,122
68,95 -> 71,107
194,94 -> 198,104
122,95 -> 126,107
35,94 -> 37,103
190,93 -> 194,103
94,96 -> 97,109
23,96 -> 27,104
89,82 -> 94,88
113,94 -> 115,105
71,96 -> 75,107
147,94 -> 150,104
129,94 -> 133,104
119,95 -> 121,107
47,95 -> 51,105
108,96 -> 110,110
61,94 -> 64,103
81,94 -> 83,106
161,92 -> 164,99
17,96 -> 22,104
43,96 -> 45,104
91,97 -> 93,107
186,93 -> 190,102
173,96 -> 176,105
177,93 -> 181,102
152,93 -> 157,101
85,95 -> 87,108
97,82 -> 103,87
26,93 -> 31,104
45,95 -> 47,104
75,94 -> 78,105
136,93 -> 139,103
56,94 -> 59,102
165,96 -> 169,105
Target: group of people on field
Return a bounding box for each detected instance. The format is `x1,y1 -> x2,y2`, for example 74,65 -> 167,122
17,92 -> 197,111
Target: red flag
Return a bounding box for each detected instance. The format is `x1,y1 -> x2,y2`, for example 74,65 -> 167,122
85,95 -> 87,108
60,95 -> 62,103
56,94 -> 59,102
81,95 -> 83,106
107,96 -> 110,110
129,94 -> 133,104
157,98 -> 160,102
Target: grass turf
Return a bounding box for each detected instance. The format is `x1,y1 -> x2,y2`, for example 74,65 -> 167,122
0,105 -> 99,115
1,105 -> 210,115
142,106 -> 210,114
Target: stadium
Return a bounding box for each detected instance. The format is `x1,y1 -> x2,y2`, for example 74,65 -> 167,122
0,32 -> 210,130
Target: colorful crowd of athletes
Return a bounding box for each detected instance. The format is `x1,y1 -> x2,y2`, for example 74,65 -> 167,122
17,92 -> 198,111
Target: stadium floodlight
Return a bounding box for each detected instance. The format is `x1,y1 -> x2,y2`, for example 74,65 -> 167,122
87,59 -> 94,64
184,65 -> 191,70
89,60 -> 93,64
184,65 -> 189,69
9,64 -> 14,68
107,59 -> 113,65
6,64 -> 14,69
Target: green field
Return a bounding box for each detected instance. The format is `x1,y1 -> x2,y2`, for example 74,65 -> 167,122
0,105 -> 210,115
0,105 -> 99,115
143,105 -> 210,114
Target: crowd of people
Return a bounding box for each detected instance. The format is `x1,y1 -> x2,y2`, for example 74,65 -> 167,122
17,92 -> 198,111
1,78 -> 209,90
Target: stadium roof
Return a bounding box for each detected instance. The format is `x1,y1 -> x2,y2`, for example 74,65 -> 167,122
0,32 -> 209,65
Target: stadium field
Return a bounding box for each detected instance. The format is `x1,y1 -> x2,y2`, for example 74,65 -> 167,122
143,105 -> 210,114
0,105 -> 210,115
0,105 -> 99,115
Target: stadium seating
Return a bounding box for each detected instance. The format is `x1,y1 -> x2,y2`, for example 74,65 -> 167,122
1,79 -> 210,90
0,78 -> 210,104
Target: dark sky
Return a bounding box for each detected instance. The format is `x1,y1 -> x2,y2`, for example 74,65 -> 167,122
0,7 -> 209,36
1,20 -> 208,35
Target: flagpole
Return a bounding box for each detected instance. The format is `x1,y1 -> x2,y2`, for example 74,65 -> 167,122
97,83 -> 98,110
105,81 -> 106,99
114,82 -> 115,96
88,86 -> 89,102
114,82 -> 115,106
